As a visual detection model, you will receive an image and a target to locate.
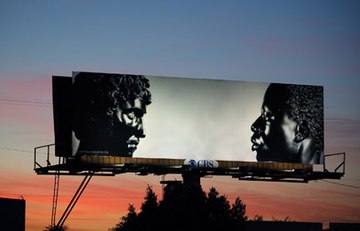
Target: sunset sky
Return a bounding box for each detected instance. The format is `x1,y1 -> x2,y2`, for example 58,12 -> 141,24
1,1 -> 359,230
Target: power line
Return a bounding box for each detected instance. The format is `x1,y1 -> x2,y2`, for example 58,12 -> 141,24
0,96 -> 51,103
321,179 -> 360,189
0,96 -> 52,107
0,147 -> 33,153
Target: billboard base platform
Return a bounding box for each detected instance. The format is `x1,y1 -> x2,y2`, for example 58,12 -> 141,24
34,144 -> 345,183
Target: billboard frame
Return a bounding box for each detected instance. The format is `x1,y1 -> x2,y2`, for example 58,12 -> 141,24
53,72 -> 325,166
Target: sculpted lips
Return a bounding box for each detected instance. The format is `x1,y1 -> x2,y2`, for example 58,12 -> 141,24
127,136 -> 139,152
251,135 -> 263,151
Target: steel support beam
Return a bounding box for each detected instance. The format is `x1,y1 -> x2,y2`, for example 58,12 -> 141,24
56,174 -> 93,227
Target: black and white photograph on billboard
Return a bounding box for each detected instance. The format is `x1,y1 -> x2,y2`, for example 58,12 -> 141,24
54,72 -> 324,164
71,72 -> 152,157
250,83 -> 324,164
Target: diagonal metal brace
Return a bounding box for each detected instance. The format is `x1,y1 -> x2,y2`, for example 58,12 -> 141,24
56,174 -> 93,227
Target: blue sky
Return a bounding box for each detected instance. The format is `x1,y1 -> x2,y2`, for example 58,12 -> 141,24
1,1 -> 359,116
1,1 -> 359,230
1,1 -> 359,76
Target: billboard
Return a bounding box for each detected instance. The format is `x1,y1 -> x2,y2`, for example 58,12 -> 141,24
53,72 -> 324,165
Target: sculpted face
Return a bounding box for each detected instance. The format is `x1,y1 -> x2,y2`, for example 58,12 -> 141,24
113,98 -> 146,156
251,85 -> 300,163
251,83 -> 324,164
251,105 -> 299,162
73,73 -> 151,157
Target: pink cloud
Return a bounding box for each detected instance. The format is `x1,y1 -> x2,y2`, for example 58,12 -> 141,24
3,173 -> 161,231
0,77 -> 54,142
325,117 -> 360,149
1,76 -> 52,99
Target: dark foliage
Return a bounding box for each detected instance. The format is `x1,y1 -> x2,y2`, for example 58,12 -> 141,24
110,183 -> 247,231
109,204 -> 138,231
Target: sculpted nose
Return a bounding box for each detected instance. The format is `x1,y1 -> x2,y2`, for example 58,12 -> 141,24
134,119 -> 145,138
251,116 -> 264,134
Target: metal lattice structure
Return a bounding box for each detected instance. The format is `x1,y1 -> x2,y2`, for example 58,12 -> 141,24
34,144 -> 345,182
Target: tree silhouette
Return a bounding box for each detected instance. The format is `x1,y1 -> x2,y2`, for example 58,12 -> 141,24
109,204 -> 138,231
110,182 -> 247,231
139,185 -> 158,216
137,185 -> 159,230
230,197 -> 248,222
158,181 -> 208,231
207,187 -> 231,220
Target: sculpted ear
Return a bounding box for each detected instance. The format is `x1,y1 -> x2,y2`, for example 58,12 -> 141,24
294,121 -> 310,142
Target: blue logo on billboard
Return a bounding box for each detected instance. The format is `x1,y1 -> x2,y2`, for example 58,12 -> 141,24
189,159 -> 197,168
184,159 -> 219,168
